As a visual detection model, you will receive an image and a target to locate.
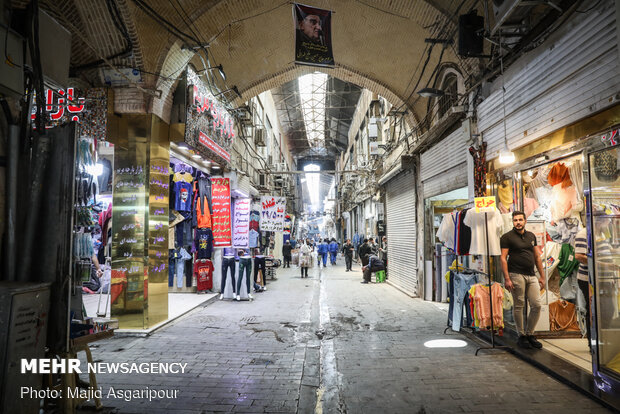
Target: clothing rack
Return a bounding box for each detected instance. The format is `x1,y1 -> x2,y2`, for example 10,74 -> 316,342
439,202 -> 510,355
475,210 -> 510,356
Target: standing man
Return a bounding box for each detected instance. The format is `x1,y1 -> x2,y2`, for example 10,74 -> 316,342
379,236 -> 388,278
342,239 -> 354,271
282,240 -> 292,268
500,211 -> 546,349
358,239 -> 371,267
368,238 -> 379,255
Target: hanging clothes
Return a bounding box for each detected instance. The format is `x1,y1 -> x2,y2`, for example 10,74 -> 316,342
463,208 -> 504,256
557,243 -> 579,285
194,259 -> 214,292
456,209 -> 472,256
469,283 -> 504,330
469,143 -> 487,198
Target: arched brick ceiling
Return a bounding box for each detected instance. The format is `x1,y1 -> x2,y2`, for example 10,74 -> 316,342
129,0 -> 481,128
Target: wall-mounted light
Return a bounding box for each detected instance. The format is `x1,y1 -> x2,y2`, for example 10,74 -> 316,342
417,87 -> 445,98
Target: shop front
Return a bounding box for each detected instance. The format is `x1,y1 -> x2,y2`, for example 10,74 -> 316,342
420,123 -> 471,302
485,106 -> 620,404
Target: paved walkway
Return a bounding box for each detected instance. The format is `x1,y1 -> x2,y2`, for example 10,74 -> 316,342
78,259 -> 611,413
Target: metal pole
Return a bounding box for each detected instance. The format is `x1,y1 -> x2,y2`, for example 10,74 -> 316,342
4,125 -> 19,281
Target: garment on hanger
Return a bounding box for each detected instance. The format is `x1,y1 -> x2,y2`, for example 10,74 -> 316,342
169,210 -> 186,249
557,243 -> 579,285
195,228 -> 213,259
249,229 -> 260,248
463,208 -> 504,256
450,271 -> 479,331
469,143 -> 487,198
194,259 -> 213,292
456,209 -> 472,255
469,283 -> 504,330
547,162 -> 572,188
173,179 -> 192,212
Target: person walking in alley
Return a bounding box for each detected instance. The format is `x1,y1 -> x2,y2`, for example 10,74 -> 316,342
329,238 -> 339,265
342,239 -> 354,271
282,240 -> 292,268
358,239 -> 371,267
318,238 -> 329,267
362,253 -> 385,284
500,211 -> 546,349
299,239 -> 312,278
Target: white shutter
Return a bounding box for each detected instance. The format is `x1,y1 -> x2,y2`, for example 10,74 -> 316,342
478,1 -> 618,159
386,170 -> 417,296
420,126 -> 469,198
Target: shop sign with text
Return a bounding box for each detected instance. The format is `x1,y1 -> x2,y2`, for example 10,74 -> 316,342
260,196 -> 286,232
211,178 -> 232,247
198,131 -> 230,162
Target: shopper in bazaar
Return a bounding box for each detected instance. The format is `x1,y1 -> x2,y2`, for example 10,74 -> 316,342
282,240 -> 292,268
318,238 -> 329,267
328,238 -> 339,265
342,239 -> 354,272
500,211 -> 546,349
299,239 -> 312,278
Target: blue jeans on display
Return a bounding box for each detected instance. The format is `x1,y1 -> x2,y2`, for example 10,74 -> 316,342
451,272 -> 478,332
254,257 -> 266,284
168,250 -> 175,287
237,258 -> 252,295
221,257 -> 236,294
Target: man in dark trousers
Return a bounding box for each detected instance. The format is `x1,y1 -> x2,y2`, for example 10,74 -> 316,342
342,239 -> 354,271
358,239 -> 371,267
500,211 -> 546,349
362,254 -> 385,284
282,240 -> 292,268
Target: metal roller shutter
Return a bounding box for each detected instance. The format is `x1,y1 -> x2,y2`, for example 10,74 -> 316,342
422,162 -> 467,198
386,170 -> 417,296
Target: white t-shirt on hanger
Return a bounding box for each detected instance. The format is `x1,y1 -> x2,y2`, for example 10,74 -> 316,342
463,208 -> 504,256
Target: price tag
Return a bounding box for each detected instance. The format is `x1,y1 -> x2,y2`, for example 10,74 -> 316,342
474,196 -> 496,213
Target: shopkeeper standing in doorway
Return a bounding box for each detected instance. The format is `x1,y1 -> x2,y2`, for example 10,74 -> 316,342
500,211 -> 546,350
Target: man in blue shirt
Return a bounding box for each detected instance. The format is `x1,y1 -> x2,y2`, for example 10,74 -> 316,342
318,239 -> 329,267
328,238 -> 339,265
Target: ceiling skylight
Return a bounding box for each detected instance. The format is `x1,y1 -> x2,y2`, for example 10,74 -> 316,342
298,72 -> 328,149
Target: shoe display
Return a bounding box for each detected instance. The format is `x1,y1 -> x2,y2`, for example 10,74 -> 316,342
517,335 -> 532,349
527,335 -> 543,349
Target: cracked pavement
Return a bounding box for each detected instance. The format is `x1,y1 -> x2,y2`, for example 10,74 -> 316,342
77,260 -> 612,413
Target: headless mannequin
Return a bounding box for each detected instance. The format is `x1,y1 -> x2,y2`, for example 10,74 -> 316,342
220,247 -> 236,300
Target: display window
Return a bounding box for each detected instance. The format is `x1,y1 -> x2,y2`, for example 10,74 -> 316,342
588,146 -> 620,378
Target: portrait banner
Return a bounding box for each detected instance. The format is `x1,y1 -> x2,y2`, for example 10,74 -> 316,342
211,178 -> 232,247
232,198 -> 251,248
260,196 -> 286,232
293,3 -> 334,67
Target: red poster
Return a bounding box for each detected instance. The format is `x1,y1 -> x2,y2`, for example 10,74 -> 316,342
211,178 -> 232,247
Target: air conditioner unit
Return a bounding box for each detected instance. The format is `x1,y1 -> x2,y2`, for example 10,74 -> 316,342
258,173 -> 267,187
277,162 -> 287,172
236,105 -> 252,122
254,128 -> 266,146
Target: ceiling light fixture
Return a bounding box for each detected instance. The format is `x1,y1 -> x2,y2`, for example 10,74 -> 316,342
213,86 -> 241,99
192,153 -> 202,159
417,87 -> 444,98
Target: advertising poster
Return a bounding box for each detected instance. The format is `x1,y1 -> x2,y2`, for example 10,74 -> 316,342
293,3 -> 334,67
232,198 -> 251,248
261,196 -> 286,232
211,178 -> 232,247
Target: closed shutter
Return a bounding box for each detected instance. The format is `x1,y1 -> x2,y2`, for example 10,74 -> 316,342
478,1 -> 618,159
386,170 -> 417,296
422,162 -> 467,198
420,126 -> 468,198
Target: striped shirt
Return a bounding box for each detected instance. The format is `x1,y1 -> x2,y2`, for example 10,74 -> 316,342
574,228 -> 589,282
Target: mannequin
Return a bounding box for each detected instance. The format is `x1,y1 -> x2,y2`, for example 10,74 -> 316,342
253,248 -> 267,290
237,249 -> 253,301
220,246 -> 236,299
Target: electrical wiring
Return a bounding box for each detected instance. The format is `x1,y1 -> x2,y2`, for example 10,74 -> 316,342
129,0 -> 199,44
71,0 -> 134,73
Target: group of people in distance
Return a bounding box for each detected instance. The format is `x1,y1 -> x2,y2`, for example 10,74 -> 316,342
281,236 -> 387,284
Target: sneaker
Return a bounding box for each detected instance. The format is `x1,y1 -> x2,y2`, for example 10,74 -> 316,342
219,293 -> 224,300
527,335 -> 543,349
236,295 -> 240,301
263,287 -> 267,291
517,335 -> 532,349
248,294 -> 253,300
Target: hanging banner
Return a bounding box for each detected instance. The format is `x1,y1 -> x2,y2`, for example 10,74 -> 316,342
293,3 -> 334,67
211,178 -> 232,247
232,198 -> 251,248
261,196 -> 286,232
283,215 -> 292,243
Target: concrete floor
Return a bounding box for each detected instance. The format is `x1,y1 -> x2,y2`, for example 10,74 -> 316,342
75,260 -> 611,413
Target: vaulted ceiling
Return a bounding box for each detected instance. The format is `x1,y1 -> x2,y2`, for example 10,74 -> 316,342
14,0 -> 484,129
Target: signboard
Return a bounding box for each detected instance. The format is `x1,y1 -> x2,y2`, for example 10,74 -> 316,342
198,130 -> 230,162
211,178 -> 232,247
474,196 -> 496,213
183,67 -> 234,165
232,198 -> 251,248
260,196 -> 286,232
293,3 -> 334,67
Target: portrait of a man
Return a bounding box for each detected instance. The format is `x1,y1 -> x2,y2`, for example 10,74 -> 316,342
293,4 -> 334,66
